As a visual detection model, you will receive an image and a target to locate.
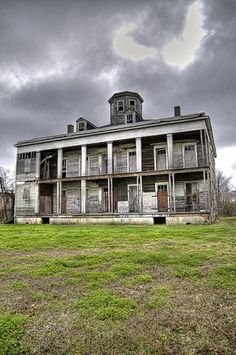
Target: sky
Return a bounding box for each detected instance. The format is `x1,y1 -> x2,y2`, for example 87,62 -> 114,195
0,0 -> 236,185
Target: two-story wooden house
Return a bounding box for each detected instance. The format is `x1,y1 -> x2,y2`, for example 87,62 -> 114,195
14,91 -> 217,224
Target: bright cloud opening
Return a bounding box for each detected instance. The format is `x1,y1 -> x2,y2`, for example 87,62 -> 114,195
216,146 -> 236,187
162,1 -> 206,69
113,24 -> 157,61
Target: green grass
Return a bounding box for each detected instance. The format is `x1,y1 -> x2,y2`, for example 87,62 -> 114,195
0,314 -> 28,355
0,218 -> 235,354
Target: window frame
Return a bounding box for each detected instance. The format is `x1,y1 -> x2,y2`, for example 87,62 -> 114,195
117,100 -> 124,112
153,144 -> 168,171
182,142 -> 198,168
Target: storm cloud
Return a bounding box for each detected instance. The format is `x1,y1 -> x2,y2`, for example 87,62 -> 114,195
0,0 -> 236,182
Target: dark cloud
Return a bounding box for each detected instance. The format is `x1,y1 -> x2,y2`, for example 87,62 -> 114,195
0,0 -> 236,177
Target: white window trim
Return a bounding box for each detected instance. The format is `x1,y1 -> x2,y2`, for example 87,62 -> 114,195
153,144 -> 168,171
62,157 -> 67,177
182,142 -> 198,168
129,99 -> 136,109
117,100 -> 124,112
155,182 -> 170,211
127,149 -> 136,173
125,112 -> 135,124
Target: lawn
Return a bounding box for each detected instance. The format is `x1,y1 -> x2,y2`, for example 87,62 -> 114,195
0,218 -> 235,354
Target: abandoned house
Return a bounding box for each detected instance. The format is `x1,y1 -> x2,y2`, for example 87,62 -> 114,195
14,91 -> 217,225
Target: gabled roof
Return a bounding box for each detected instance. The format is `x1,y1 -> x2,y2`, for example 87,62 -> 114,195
75,117 -> 97,128
108,91 -> 144,103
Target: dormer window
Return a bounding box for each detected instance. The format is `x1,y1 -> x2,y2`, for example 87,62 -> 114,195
78,122 -> 85,131
117,100 -> 124,112
126,113 -> 135,124
129,100 -> 135,109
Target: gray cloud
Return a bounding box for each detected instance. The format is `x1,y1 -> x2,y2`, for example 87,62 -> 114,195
0,0 -> 236,174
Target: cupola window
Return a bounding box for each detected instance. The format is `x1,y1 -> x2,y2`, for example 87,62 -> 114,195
126,113 -> 134,124
129,100 -> 135,109
117,100 -> 124,112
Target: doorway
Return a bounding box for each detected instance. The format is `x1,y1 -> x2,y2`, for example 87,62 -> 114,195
128,185 -> 139,212
156,184 -> 168,212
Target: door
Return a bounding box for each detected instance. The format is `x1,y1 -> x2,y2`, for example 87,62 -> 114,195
103,187 -> 109,212
155,148 -> 167,170
157,184 -> 168,212
128,185 -> 139,212
183,144 -> 197,168
185,182 -> 198,211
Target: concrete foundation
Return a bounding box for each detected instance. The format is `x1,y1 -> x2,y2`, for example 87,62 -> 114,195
15,213 -> 210,225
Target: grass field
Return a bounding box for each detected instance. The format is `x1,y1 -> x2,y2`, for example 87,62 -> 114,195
0,218 -> 236,354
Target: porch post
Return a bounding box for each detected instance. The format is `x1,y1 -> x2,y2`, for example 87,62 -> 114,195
35,151 -> 41,179
107,142 -> 113,174
35,183 -> 40,214
35,151 -> 41,214
81,145 -> 87,176
81,179 -> 87,214
136,137 -> 142,172
172,173 -> 176,212
81,145 -> 87,214
108,178 -> 111,213
56,181 -> 61,214
57,148 -> 63,178
168,173 -> 172,212
167,134 -> 173,169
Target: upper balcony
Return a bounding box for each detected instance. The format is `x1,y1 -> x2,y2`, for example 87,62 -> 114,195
16,130 -> 210,182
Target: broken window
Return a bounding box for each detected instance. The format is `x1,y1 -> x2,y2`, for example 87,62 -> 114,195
117,100 -> 124,112
23,185 -> 30,200
78,122 -> 85,131
127,114 -> 134,124
129,100 -> 135,108
62,158 -> 67,178
183,143 -> 197,168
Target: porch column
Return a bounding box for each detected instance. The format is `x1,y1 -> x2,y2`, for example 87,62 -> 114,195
57,148 -> 63,178
172,173 -> 176,212
56,181 -> 62,214
35,183 -> 40,214
35,151 -> 41,179
167,134 -> 173,169
168,173 -> 172,212
81,145 -> 87,176
136,137 -> 142,172
81,145 -> 87,214
204,130 -> 209,166
81,179 -> 87,214
107,141 -> 113,174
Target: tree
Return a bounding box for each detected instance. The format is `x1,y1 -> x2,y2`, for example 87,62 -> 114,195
0,167 -> 15,193
216,170 -> 236,216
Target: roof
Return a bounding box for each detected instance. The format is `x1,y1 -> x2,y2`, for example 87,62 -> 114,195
15,112 -> 217,158
75,117 -> 97,128
108,91 -> 144,103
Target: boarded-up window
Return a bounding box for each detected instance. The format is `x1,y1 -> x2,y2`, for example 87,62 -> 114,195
155,147 -> 167,170
128,150 -> 136,172
183,144 -> 197,168
23,186 -> 30,200
24,159 -> 31,173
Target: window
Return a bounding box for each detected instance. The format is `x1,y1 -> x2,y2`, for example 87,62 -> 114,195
129,100 -> 135,108
127,114 -> 134,124
182,143 -> 197,168
154,146 -> 167,170
117,100 -> 124,112
78,122 -> 85,131
62,158 -> 67,177
18,152 -> 36,160
23,186 -> 30,200
129,151 -> 136,157
184,145 -> 195,152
